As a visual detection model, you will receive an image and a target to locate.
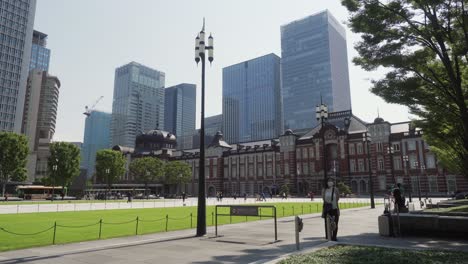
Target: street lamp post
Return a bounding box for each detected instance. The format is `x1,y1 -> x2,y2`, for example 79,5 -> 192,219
363,132 -> 375,209
413,161 -> 422,201
402,155 -> 412,202
386,146 -> 396,184
105,168 -> 110,201
315,101 -> 328,181
194,19 -> 214,237
52,158 -> 58,202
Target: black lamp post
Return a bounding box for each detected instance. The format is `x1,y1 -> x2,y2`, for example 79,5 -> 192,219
403,155 -> 412,202
105,168 -> 110,201
315,102 -> 328,181
194,19 -> 213,237
363,131 -> 375,209
387,146 -> 397,184
413,161 -> 422,201
52,158 -> 58,202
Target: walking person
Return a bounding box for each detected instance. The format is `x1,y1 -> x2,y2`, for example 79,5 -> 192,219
244,192 -> 247,201
322,177 -> 340,241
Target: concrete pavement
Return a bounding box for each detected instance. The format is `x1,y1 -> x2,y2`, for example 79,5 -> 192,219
1,204 -> 467,264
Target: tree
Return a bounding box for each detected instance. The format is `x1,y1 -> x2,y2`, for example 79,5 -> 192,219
48,142 -> 81,199
129,157 -> 164,198
0,132 -> 29,196
342,0 -> 468,176
95,149 -> 126,197
164,161 -> 191,194
337,181 -> 352,196
280,184 -> 290,195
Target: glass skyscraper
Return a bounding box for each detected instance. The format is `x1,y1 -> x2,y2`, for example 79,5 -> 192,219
223,53 -> 282,144
111,62 -> 165,148
281,10 -> 351,130
0,0 -> 37,132
164,83 -> 196,150
29,30 -> 50,71
82,111 -> 111,179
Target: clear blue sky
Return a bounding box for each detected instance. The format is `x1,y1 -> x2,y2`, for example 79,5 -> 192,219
35,0 -> 410,142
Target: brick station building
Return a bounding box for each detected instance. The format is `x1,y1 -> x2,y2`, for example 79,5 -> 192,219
115,110 -> 468,197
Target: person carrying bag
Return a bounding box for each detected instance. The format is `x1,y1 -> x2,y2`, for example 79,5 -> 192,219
322,177 -> 340,241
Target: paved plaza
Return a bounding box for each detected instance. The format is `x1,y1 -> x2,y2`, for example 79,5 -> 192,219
0,202 -> 466,264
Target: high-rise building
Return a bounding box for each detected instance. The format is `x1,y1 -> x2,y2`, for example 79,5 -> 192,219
81,111 -> 111,178
192,114 -> 223,149
164,83 -> 196,150
223,53 -> 282,144
0,0 -> 37,132
111,62 -> 165,148
281,10 -> 351,130
22,69 -> 60,182
29,30 -> 51,71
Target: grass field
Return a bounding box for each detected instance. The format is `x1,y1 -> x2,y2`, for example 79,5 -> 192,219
0,201 -> 369,252
278,245 -> 468,264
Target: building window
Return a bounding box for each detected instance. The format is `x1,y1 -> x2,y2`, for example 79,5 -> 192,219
349,144 -> 355,155
309,161 -> 315,173
446,175 -> 457,194
357,143 -> 363,154
213,165 -> 217,178
350,159 -> 356,172
266,163 -> 272,176
224,166 -> 228,179
407,141 -> 416,151
296,149 -> 301,159
392,143 -> 400,152
428,176 -> 438,193
378,159 -> 384,171
409,154 -> 418,168
284,162 -> 290,175
426,154 -> 436,168
309,147 -> 314,158
379,176 -> 386,190
231,166 -> 237,179
302,148 -> 308,159
240,164 -> 245,177
248,164 -> 254,177
377,142 -> 383,152
393,157 -> 402,170
257,166 -> 263,177
302,162 -> 309,175
358,159 -> 365,172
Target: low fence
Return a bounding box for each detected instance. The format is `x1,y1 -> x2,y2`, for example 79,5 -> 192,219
0,198 -> 380,215
0,202 -> 372,248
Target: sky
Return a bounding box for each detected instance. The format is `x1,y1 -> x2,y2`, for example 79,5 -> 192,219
34,0 -> 411,142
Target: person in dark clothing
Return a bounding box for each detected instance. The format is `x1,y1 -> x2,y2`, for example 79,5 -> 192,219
392,183 -> 407,212
322,177 -> 340,241
182,192 -> 186,203
244,193 -> 247,201
233,193 -> 237,200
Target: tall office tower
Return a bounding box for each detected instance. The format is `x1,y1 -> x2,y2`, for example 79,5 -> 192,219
0,0 -> 37,132
192,114 -> 223,149
223,53 -> 282,144
29,30 -> 50,71
164,83 -> 196,150
281,10 -> 351,130
111,62 -> 165,148
81,111 -> 111,178
22,69 -> 60,182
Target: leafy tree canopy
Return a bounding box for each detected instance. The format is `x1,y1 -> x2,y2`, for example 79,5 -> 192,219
95,149 -> 126,188
48,142 -> 81,194
342,0 -> 468,176
0,132 -> 29,196
129,157 -> 164,184
164,161 -> 191,185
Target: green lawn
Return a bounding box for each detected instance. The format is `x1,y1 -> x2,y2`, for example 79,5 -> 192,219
0,201 -> 369,252
279,245 -> 468,264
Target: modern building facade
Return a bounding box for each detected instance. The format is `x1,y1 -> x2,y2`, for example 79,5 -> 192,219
21,69 -> 60,182
223,53 -> 282,144
0,0 -> 37,132
81,110 -> 111,179
111,62 -> 165,148
164,83 -> 196,150
29,30 -> 50,71
281,10 -> 351,131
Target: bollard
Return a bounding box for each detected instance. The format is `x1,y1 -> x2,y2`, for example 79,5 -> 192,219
212,212 -> 214,225
52,221 -> 57,245
295,216 -> 303,250
99,219 -> 102,239
135,217 -> 139,235
260,208 -> 262,220
166,214 -> 169,232
190,213 -> 193,228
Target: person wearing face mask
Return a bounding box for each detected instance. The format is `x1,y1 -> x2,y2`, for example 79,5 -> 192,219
322,177 -> 340,241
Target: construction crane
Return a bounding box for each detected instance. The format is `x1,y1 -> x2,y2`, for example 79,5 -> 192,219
83,96 -> 104,117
